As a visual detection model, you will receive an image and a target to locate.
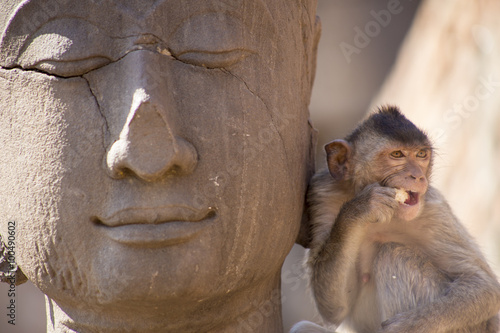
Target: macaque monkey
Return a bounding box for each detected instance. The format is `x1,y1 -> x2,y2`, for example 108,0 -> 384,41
291,106 -> 500,333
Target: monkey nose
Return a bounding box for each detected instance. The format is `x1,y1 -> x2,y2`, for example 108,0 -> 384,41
409,174 -> 425,181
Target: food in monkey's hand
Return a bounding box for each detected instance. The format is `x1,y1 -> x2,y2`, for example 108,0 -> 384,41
394,188 -> 409,204
291,106 -> 500,333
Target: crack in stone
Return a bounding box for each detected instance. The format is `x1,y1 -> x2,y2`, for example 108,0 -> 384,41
0,64 -> 67,79
301,2 -> 313,29
221,68 -> 290,174
0,64 -> 110,153
221,68 -> 269,110
0,37 -> 181,79
81,75 -> 109,151
1,50 -> 294,175
0,32 -> 204,80
0,45 -> 193,152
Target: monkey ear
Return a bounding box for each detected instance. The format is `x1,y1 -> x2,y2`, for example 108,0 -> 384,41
325,139 -> 352,181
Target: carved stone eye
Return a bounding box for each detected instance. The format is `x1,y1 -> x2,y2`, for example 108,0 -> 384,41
13,18 -> 116,77
169,13 -> 256,69
390,150 -> 404,158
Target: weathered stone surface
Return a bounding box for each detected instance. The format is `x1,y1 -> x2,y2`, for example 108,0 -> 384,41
0,1 -> 320,332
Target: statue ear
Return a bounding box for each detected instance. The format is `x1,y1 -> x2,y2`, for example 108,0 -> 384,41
295,200 -> 312,248
295,120 -> 317,248
325,139 -> 352,181
0,234 -> 27,285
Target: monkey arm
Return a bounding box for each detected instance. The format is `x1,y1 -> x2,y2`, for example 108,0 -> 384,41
408,244 -> 500,331
381,191 -> 500,332
434,272 -> 500,328
308,181 -> 397,326
380,266 -> 500,333
309,194 -> 373,326
424,194 -> 500,330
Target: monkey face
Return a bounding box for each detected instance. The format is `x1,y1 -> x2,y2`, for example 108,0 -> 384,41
375,145 -> 432,221
326,136 -> 432,222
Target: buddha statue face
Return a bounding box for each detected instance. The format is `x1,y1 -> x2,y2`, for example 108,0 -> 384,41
0,0 -> 319,331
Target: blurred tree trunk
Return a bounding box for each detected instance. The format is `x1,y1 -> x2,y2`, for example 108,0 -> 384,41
373,0 -> 500,273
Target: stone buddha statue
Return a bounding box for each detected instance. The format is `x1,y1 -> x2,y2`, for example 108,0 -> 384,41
0,1 -> 320,331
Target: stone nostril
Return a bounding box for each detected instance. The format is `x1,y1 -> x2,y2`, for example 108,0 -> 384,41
106,134 -> 198,182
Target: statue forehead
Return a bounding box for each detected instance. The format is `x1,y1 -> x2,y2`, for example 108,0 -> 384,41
0,0 -> 271,20
0,0 -> 277,66
0,0 -> 273,32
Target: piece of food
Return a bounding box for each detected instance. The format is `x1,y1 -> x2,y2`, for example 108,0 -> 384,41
395,188 -> 409,204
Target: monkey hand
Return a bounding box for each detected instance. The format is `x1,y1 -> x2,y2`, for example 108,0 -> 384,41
354,183 -> 398,224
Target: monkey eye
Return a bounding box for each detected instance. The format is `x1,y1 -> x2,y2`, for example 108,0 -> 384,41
390,151 -> 404,158
416,150 -> 428,158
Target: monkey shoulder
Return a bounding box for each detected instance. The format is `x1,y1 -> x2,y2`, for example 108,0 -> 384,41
308,170 -> 351,216
307,169 -> 353,257
418,186 -> 457,224
422,186 -> 448,207
417,186 -> 490,268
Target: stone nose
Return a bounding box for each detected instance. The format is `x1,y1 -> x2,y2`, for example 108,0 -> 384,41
106,89 -> 198,182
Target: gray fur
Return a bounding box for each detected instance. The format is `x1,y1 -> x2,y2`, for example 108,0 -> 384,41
292,110 -> 500,333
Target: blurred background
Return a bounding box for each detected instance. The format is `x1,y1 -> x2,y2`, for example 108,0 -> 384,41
2,0 -> 500,332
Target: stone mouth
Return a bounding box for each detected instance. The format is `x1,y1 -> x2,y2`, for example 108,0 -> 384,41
93,206 -> 216,227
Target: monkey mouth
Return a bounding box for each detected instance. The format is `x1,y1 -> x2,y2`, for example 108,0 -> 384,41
403,191 -> 419,206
